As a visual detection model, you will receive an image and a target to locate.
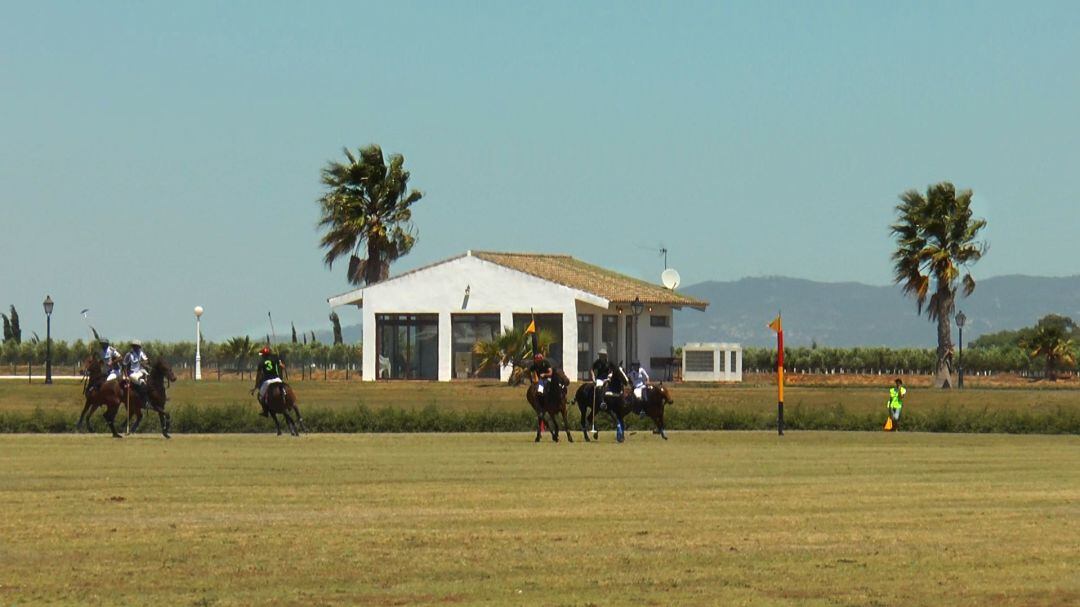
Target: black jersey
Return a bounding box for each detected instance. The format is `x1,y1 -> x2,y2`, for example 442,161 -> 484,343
591,358 -> 612,380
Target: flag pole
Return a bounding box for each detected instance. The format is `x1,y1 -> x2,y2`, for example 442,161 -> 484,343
768,312 -> 785,436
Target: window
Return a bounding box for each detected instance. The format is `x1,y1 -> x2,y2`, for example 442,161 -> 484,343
513,313 -> 563,369
730,350 -> 738,374
577,315 -> 594,380
375,314 -> 439,380
650,315 -> 670,327
685,350 -> 714,373
452,314 -> 501,379
602,315 -> 618,364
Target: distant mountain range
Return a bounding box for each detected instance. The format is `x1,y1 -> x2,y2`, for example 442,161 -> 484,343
321,275 -> 1080,349
674,275 -> 1080,348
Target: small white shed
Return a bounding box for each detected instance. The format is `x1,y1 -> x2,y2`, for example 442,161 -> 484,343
682,342 -> 742,382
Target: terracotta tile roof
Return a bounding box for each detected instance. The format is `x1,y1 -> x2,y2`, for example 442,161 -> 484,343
472,251 -> 708,309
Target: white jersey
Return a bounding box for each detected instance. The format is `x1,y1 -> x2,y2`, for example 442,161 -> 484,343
124,350 -> 148,374
630,368 -> 649,390
101,346 -> 120,367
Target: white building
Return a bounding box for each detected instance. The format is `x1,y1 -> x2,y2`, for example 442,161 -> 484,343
327,251 -> 708,382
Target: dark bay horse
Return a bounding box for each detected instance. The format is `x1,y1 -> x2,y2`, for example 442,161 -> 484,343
125,359 -> 177,438
574,374 -> 674,441
258,381 -> 304,436
525,369 -> 573,442
76,357 -> 124,438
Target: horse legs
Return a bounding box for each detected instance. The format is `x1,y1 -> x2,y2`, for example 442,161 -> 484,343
614,412 -> 626,443
548,411 -> 559,443
158,410 -> 171,439
534,412 -> 543,442
290,403 -> 307,433
282,410 -> 299,437
270,412 -> 283,436
76,401 -> 93,432
579,403 -> 591,442
560,408 -> 573,443
129,410 -> 144,434
104,406 -> 122,439
655,409 -> 668,440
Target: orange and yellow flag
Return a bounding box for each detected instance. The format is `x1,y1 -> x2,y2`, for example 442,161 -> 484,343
525,319 -> 536,334
768,315 -> 782,333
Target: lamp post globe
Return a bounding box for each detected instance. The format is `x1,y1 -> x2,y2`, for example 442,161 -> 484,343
194,306 -> 204,381
42,296 -> 54,385
955,310 -> 966,389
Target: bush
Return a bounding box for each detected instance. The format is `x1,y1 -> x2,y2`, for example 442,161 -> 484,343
2,402 -> 1076,435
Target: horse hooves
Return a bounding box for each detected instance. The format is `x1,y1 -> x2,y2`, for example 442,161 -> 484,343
163,433 -> 171,439
112,434 -> 123,439
534,436 -> 541,443
591,431 -> 598,439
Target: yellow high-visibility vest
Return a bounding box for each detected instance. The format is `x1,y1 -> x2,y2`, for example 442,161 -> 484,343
888,386 -> 906,409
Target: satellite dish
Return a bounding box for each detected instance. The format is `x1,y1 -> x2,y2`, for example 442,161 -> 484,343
661,268 -> 681,290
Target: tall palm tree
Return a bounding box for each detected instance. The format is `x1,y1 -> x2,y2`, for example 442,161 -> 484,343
317,145 -> 424,286
1021,323 -> 1076,381
891,182 -> 987,388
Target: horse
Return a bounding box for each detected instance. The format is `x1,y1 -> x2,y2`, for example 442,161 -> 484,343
76,357 -> 125,438
525,369 -> 573,443
574,369 -> 674,441
257,380 -> 304,437
124,358 -> 177,438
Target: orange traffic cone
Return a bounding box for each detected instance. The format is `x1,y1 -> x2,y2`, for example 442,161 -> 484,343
884,416 -> 894,431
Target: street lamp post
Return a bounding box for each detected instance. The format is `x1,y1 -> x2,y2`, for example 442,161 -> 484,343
956,310 -> 966,389
631,297 -> 644,365
42,296 -> 54,385
194,306 -> 204,381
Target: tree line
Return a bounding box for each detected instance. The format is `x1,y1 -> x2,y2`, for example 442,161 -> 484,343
0,338 -> 361,373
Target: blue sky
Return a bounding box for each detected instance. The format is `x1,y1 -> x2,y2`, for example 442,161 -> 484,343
2,1 -> 1078,341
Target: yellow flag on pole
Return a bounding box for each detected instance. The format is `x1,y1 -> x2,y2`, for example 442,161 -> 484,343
525,320 -> 536,334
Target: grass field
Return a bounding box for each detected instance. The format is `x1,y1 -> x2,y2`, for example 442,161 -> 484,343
0,432 -> 1076,606
2,378 -> 1077,417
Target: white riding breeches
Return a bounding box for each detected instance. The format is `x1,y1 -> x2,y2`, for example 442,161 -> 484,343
106,370 -> 120,382
259,378 -> 283,400
128,370 -> 147,385
633,387 -> 645,400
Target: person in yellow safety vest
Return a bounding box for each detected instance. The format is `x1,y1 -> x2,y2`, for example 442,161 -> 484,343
887,378 -> 906,431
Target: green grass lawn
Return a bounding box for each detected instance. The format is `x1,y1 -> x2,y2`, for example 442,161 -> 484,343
2,378 -> 1077,417
0,432 -> 1076,606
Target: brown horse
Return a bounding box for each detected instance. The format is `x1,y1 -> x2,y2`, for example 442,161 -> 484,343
76,357 -> 125,438
525,369 -> 573,443
574,374 -> 674,441
256,381 -> 304,436
125,359 -> 177,438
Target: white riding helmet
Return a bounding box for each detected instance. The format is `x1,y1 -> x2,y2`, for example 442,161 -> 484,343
131,339 -> 142,348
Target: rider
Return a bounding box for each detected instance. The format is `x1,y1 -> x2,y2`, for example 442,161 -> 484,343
529,353 -> 555,407
99,338 -> 122,382
629,362 -> 651,415
590,347 -> 613,394
253,346 -> 285,417
123,339 -> 150,403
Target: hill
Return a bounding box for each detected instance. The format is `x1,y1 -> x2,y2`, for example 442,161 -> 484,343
675,275 -> 1080,348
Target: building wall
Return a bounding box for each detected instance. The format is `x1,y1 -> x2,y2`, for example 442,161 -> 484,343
356,255 -> 604,381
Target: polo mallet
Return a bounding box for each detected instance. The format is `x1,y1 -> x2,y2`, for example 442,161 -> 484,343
267,311 -> 277,345
591,378 -> 598,439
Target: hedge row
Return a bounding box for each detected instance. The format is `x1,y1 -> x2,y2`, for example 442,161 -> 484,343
2,404 -> 1077,435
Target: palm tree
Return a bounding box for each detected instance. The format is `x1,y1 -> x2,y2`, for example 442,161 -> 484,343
1021,324 -> 1077,381
891,182 -> 987,388
317,145 -> 424,286
221,336 -> 256,375
473,326 -> 556,385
